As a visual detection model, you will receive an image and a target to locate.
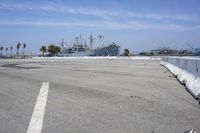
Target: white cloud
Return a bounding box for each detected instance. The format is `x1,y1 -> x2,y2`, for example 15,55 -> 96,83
0,1 -> 199,31
0,2 -> 120,20
127,12 -> 194,21
0,19 -> 199,31
0,1 -> 195,21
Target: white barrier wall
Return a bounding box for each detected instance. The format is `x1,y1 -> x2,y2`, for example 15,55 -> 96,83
161,57 -> 200,99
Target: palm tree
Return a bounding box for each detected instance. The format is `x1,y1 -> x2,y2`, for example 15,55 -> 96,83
23,43 -> 26,56
0,46 -> 3,57
17,42 -> 21,57
40,45 -> 47,57
48,45 -> 61,56
124,48 -> 129,56
6,48 -> 8,57
10,46 -> 13,56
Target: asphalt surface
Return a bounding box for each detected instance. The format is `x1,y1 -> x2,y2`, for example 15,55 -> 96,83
0,58 -> 199,133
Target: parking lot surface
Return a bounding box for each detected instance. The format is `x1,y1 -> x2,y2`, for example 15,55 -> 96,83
0,58 -> 199,133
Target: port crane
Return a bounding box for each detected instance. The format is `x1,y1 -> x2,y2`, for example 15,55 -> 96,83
186,43 -> 200,56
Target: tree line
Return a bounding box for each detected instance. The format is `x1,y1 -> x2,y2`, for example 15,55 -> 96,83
0,42 -> 27,57
40,45 -> 61,57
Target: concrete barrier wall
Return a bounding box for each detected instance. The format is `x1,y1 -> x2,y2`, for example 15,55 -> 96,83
161,57 -> 200,99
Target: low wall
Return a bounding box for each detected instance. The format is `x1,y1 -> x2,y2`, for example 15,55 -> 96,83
161,57 -> 200,99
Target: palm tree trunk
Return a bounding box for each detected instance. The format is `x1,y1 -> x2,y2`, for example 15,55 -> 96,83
23,48 -> 24,56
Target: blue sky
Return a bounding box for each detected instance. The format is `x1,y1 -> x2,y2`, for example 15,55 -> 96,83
0,0 -> 200,54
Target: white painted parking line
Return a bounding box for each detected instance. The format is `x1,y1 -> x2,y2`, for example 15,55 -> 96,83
27,82 -> 49,133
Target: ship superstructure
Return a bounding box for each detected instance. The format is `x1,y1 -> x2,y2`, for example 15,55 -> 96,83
59,34 -> 120,56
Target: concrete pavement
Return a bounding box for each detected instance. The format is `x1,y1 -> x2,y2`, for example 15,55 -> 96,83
0,58 -> 199,133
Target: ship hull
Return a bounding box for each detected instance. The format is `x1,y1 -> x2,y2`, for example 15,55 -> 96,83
61,44 -> 120,57
60,51 -> 93,57
91,44 -> 120,56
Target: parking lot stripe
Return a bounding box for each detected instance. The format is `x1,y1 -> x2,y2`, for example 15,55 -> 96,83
27,82 -> 49,133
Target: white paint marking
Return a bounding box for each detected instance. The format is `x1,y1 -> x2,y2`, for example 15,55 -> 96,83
27,82 -> 49,133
